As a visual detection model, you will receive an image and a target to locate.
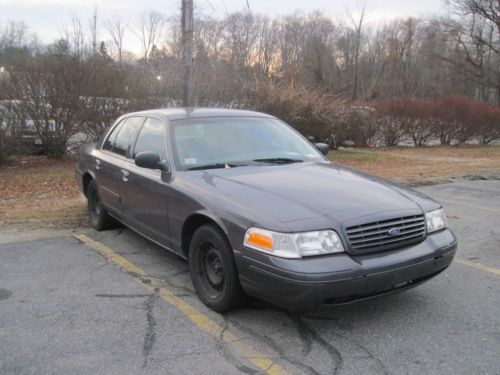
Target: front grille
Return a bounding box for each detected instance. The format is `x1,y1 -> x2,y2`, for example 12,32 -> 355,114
345,214 -> 426,254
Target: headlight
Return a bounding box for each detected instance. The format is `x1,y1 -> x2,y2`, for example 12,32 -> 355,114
243,228 -> 345,258
425,208 -> 447,233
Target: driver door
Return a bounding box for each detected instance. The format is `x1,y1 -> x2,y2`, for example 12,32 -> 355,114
120,117 -> 170,247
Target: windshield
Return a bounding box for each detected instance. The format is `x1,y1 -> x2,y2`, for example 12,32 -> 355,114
171,117 -> 324,170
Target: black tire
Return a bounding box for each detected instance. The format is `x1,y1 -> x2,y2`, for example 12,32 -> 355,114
189,224 -> 244,312
86,179 -> 117,231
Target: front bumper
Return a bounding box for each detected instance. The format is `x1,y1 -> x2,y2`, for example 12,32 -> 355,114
235,229 -> 457,311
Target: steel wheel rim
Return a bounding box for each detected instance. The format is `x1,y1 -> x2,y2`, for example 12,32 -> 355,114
198,242 -> 225,299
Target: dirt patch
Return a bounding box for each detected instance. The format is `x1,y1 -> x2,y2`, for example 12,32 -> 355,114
0,157 -> 87,230
329,145 -> 500,185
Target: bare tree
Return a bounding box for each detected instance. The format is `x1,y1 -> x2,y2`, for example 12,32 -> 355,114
6,54 -> 85,157
0,20 -> 28,50
133,11 -> 165,61
3,5 -> 500,154
88,6 -> 99,56
60,15 -> 85,58
105,15 -> 128,62
347,4 -> 367,101
446,0 -> 500,104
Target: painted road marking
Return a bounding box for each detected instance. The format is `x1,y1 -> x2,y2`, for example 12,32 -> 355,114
456,258 -> 500,277
441,199 -> 500,213
74,234 -> 291,375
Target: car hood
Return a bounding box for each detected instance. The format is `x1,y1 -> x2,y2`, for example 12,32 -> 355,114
183,162 -> 439,229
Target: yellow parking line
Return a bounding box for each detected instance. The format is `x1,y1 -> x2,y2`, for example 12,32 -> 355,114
74,234 -> 291,375
441,199 -> 500,213
456,258 -> 500,276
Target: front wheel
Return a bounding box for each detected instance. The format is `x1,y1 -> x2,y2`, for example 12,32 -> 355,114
189,224 -> 244,312
86,179 -> 118,231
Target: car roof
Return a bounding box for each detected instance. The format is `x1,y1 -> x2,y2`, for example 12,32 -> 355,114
128,107 -> 275,121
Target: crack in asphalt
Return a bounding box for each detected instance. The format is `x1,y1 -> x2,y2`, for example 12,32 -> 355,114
286,313 -> 344,375
219,318 -> 228,341
223,308 -> 388,375
224,313 -> 320,375
88,261 -> 109,275
215,319 -> 258,375
287,314 -> 313,356
156,276 -> 196,295
303,315 -> 390,375
95,293 -> 152,298
125,270 -> 195,296
142,288 -> 159,369
168,269 -> 190,277
331,331 -> 390,375
77,234 -> 385,373
115,266 -> 255,372
113,252 -> 153,255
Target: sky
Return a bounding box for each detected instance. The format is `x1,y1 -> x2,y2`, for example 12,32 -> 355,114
0,0 -> 448,54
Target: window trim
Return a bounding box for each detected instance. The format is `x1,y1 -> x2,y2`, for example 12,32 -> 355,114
100,116 -> 146,159
101,118 -> 125,153
131,116 -> 168,161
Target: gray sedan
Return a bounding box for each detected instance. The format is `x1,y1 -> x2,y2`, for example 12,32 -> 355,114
75,108 -> 457,312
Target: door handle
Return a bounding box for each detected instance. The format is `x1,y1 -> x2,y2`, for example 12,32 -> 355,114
121,169 -> 130,182
95,159 -> 101,170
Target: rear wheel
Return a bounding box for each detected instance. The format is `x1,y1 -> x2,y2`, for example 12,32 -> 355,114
189,224 -> 244,312
86,179 -> 117,231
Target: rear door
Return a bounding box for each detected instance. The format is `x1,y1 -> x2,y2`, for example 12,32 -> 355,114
120,117 -> 170,246
94,117 -> 144,217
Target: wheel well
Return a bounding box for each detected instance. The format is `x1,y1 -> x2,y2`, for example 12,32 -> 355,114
82,173 -> 93,197
181,214 -> 220,257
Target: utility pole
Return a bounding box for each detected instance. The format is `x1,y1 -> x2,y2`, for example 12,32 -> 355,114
182,0 -> 194,107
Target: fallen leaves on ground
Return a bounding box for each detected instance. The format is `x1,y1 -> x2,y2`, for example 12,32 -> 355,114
329,145 -> 500,184
0,157 -> 87,230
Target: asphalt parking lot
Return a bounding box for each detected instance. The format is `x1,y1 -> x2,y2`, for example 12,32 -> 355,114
1,180 -> 499,375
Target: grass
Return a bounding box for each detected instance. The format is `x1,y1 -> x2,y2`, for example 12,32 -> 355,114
328,149 -> 384,161
1,146 -> 499,230
328,145 -> 500,184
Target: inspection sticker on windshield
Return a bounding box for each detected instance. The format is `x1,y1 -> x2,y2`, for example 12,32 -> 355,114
184,158 -> 197,165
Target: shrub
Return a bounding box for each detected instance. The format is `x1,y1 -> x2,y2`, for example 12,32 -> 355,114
0,101 -> 26,164
470,102 -> 500,145
429,96 -> 474,145
250,80 -> 345,146
340,106 -> 378,147
5,55 -> 85,159
372,99 -> 434,147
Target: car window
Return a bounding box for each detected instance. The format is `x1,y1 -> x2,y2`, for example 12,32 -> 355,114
112,117 -> 144,157
133,118 -> 166,160
102,120 -> 124,151
171,117 -> 323,170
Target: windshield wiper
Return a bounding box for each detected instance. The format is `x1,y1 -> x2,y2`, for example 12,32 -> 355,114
253,158 -> 303,165
187,163 -> 244,171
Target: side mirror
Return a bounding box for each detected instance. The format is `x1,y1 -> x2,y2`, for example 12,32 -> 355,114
307,136 -> 316,142
135,151 -> 166,170
314,143 -> 330,156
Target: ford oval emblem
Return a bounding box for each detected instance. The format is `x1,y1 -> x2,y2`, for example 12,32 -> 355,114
388,227 -> 401,236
